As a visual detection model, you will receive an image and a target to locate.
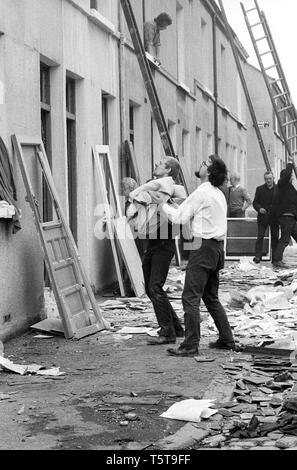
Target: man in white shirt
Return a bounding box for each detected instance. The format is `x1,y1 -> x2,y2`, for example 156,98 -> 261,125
151,156 -> 239,357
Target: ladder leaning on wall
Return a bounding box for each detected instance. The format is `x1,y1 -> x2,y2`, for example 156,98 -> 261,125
119,0 -> 188,193
218,0 -> 272,173
241,0 -> 297,176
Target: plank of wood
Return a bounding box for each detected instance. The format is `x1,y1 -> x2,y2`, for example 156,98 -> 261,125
103,397 -> 161,405
153,422 -> 210,450
242,375 -> 269,385
112,216 -> 145,297
203,377 -> 235,402
243,345 -> 294,356
30,318 -> 64,336
73,323 -> 105,340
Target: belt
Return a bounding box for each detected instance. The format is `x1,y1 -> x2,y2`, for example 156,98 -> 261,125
201,238 -> 224,243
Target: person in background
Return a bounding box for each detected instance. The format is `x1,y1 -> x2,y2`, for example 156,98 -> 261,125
219,173 -> 230,203
144,12 -> 172,58
227,172 -> 252,218
252,171 -> 279,264
272,157 -> 297,268
151,155 -> 240,357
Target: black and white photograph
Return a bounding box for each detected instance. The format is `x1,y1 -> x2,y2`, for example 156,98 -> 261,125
0,0 -> 297,458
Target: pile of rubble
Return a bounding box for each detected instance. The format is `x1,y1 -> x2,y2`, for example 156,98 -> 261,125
198,354 -> 297,450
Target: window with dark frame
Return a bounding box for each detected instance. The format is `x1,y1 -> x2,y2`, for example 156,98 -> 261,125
66,76 -> 77,242
40,63 -> 53,224
90,0 -> 98,10
40,62 -> 53,287
101,92 -> 111,199
129,104 -> 135,148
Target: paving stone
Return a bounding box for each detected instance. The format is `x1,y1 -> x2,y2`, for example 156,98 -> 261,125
202,434 -> 226,448
275,436 -> 297,449
240,413 -> 254,420
267,432 -> 284,439
263,440 -> 278,447
251,447 -> 278,450
235,441 -> 256,449
254,437 -> 270,444
154,423 -> 210,450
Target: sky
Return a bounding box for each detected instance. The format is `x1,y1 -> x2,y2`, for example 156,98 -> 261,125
217,0 -> 297,104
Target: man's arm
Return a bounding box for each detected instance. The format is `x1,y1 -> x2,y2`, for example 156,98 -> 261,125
253,187 -> 267,215
129,180 -> 160,199
160,189 -> 202,225
252,187 -> 263,213
242,188 -> 252,211
278,162 -> 293,189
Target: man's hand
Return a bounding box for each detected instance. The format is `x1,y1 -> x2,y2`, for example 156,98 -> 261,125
259,208 -> 267,215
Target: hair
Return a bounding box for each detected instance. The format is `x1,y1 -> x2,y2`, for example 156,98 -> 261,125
155,12 -> 172,26
264,171 -> 273,178
164,157 -> 180,181
121,177 -> 138,192
280,169 -> 287,178
208,154 -> 218,163
208,157 -> 228,187
230,172 -> 240,181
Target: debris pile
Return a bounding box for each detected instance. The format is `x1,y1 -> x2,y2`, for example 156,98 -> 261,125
198,355 -> 297,449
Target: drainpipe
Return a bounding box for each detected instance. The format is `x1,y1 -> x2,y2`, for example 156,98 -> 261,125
212,12 -> 219,155
142,0 -> 146,42
118,0 -> 127,179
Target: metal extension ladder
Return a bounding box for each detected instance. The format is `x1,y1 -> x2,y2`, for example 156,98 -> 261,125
218,0 -> 271,172
119,0 -> 188,192
12,135 -> 108,339
241,0 -> 297,173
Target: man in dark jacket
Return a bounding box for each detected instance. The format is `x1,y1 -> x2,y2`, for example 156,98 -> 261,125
253,171 -> 279,264
273,158 -> 297,268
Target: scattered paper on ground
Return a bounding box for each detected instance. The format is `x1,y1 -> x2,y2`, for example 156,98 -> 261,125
36,367 -> 65,377
0,356 -> 65,377
117,327 -> 155,335
0,356 -> 28,375
160,399 -> 218,423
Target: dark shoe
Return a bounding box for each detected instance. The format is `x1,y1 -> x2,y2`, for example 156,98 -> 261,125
253,257 -> 261,264
272,261 -> 287,268
147,336 -> 176,345
209,339 -> 242,352
167,346 -> 198,357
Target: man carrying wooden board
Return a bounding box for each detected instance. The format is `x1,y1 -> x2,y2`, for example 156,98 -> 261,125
129,157 -> 186,345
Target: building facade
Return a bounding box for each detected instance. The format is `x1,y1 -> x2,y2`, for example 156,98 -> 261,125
245,62 -> 286,199
0,0 -> 276,340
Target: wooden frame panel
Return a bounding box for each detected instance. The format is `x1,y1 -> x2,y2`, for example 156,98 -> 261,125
12,135 -> 107,339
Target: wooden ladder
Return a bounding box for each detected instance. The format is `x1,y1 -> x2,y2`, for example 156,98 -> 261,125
241,0 -> 297,173
119,0 -> 188,192
218,0 -> 271,172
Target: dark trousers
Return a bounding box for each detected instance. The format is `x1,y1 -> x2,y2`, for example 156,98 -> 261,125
228,209 -> 245,218
142,241 -> 183,338
274,215 -> 297,262
255,219 -> 279,262
181,239 -> 234,350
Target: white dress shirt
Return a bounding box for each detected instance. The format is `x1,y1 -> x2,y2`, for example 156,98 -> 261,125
162,181 -> 227,241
